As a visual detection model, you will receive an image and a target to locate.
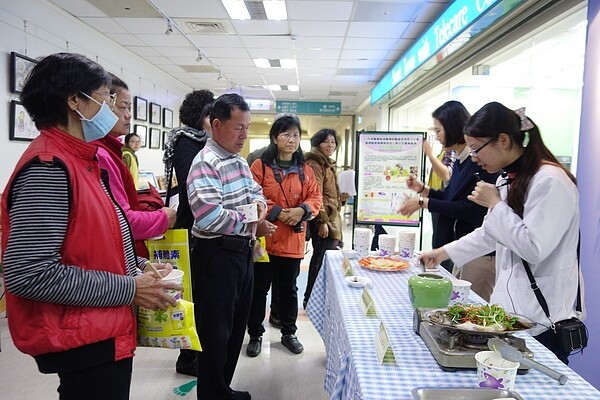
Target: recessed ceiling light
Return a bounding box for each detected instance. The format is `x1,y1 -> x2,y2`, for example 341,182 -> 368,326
280,59 -> 296,69
222,0 -> 251,20
254,58 -> 270,68
267,84 -> 282,91
287,85 -> 299,92
263,1 -> 287,20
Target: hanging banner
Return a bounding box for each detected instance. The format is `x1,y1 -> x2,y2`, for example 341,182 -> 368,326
355,132 -> 425,226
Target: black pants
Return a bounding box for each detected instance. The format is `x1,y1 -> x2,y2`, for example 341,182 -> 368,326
270,267 -> 280,320
57,357 -> 132,400
248,255 -> 301,337
534,329 -> 570,365
304,227 -> 338,305
193,237 -> 254,400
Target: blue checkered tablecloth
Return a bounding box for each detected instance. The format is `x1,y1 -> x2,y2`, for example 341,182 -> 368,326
306,250 -> 600,400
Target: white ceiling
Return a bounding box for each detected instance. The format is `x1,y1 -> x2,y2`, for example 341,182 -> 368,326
47,0 -> 450,115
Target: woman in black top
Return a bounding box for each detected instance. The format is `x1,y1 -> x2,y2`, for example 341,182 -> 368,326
162,89 -> 214,376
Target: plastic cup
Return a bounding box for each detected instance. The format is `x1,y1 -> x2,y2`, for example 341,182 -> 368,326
377,234 -> 397,256
161,269 -> 184,301
235,203 -> 258,223
475,351 -> 519,390
449,279 -> 472,306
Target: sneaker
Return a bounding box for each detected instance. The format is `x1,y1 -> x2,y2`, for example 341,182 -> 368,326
246,336 -> 262,357
230,389 -> 251,400
281,334 -> 304,354
175,357 -> 197,376
268,315 -> 281,328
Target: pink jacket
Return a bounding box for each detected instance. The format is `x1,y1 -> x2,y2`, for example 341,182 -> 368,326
96,147 -> 168,239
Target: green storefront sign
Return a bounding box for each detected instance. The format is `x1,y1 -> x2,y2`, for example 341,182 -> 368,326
275,101 -> 341,115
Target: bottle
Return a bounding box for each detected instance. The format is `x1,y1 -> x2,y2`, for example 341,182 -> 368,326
408,273 -> 452,309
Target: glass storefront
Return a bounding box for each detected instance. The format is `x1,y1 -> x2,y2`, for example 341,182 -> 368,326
390,5 -> 586,174
386,4 -> 586,249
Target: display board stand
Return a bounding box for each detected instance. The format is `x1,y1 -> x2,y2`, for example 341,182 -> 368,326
351,131 -> 426,251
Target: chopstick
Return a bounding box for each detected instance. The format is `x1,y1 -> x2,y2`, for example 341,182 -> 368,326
144,260 -> 163,279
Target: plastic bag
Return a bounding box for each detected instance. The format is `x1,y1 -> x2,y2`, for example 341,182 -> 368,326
137,299 -> 202,351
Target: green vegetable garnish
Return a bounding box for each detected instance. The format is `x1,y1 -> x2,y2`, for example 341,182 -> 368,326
446,304 -> 520,330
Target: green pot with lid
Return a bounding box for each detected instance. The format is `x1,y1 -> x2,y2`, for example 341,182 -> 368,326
408,273 -> 452,309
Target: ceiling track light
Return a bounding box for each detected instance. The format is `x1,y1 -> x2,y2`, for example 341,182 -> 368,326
165,20 -> 173,35
196,50 -> 203,62
217,71 -> 223,81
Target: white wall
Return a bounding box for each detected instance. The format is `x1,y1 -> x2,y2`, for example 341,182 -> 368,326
0,0 -> 192,189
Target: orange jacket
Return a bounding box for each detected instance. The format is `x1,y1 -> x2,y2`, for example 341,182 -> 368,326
251,159 -> 321,258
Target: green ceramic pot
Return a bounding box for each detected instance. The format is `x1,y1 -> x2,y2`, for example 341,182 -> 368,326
408,273 -> 452,309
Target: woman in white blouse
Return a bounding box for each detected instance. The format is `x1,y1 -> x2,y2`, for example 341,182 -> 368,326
420,101 -> 583,364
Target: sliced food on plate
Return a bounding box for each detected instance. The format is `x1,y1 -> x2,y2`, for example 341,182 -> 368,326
428,304 -> 535,333
358,256 -> 410,271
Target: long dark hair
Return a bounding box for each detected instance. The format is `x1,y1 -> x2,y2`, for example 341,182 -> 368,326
464,101 -> 576,217
432,100 -> 469,147
260,115 -> 305,165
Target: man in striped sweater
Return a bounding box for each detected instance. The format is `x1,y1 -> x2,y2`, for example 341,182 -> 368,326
187,94 -> 267,400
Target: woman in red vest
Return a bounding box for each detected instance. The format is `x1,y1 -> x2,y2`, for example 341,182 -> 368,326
1,53 -> 180,400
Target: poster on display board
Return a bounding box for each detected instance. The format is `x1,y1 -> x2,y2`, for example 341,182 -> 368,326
355,131 -> 425,226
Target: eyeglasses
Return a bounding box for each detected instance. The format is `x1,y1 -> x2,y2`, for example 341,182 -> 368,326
468,137 -> 495,157
90,91 -> 117,107
279,132 -> 301,141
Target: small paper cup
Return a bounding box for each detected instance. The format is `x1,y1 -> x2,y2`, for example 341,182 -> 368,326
161,269 -> 184,301
378,234 -> 396,256
397,231 -> 416,258
475,351 -> 519,391
235,203 -> 258,223
449,279 -> 472,305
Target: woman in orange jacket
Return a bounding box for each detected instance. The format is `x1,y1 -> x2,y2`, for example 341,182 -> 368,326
247,115 -> 322,357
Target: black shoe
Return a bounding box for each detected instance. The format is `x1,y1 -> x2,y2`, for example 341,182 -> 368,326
268,315 -> 281,328
175,357 -> 197,376
281,334 -> 304,354
246,336 -> 262,357
230,389 -> 251,400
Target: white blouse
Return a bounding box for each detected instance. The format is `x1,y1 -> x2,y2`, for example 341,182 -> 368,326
444,164 -> 584,335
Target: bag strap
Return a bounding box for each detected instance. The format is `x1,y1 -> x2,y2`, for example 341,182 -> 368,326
165,164 -> 174,207
521,232 -> 582,323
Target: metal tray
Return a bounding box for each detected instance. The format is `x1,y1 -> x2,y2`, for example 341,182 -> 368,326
425,308 -> 536,336
412,387 -> 525,400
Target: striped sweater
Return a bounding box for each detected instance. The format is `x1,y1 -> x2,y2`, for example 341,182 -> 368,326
2,163 -> 138,307
187,139 -> 266,239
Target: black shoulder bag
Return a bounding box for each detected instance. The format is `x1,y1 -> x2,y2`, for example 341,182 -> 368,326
520,237 -> 587,354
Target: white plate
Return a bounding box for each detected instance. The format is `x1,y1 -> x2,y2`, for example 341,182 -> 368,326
341,249 -> 358,260
345,276 -> 371,288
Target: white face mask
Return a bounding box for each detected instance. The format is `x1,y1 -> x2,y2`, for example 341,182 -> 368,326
75,92 -> 118,142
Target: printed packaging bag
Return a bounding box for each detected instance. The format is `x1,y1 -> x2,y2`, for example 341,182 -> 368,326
137,299 -> 201,351
146,229 -> 192,302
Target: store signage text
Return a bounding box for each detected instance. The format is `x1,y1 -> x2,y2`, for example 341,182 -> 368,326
371,0 -> 500,104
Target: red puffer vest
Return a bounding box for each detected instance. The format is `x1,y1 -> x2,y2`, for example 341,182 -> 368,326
1,127 -> 136,360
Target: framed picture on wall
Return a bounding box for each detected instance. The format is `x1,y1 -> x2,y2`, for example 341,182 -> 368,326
149,128 -> 161,149
162,130 -> 169,150
10,100 -> 40,141
163,108 -> 173,129
134,96 -> 148,121
134,124 -> 147,147
150,102 -> 161,125
10,52 -> 38,94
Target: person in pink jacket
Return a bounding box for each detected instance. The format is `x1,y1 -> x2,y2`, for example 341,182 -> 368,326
94,75 -> 175,252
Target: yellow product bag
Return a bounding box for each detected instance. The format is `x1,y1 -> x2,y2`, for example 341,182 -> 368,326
137,299 -> 202,351
146,229 -> 192,302
253,236 -> 270,263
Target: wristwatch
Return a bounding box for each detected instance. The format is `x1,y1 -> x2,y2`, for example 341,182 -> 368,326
418,195 -> 424,208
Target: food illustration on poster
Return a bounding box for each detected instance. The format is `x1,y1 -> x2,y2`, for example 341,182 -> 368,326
355,132 -> 424,226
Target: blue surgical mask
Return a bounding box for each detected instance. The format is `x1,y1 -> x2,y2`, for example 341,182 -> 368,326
75,92 -> 118,142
